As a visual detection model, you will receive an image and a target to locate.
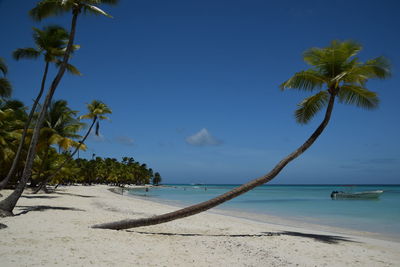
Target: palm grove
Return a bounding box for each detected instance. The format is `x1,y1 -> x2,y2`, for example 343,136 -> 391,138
0,1 -> 391,230
0,0 -> 162,217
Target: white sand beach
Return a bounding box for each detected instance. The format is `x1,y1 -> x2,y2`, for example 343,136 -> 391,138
1,185 -> 399,267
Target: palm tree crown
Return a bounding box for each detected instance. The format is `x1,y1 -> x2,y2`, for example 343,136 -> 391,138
30,0 -> 119,21
280,40 -> 391,124
79,100 -> 112,135
42,100 -> 85,151
13,26 -> 81,75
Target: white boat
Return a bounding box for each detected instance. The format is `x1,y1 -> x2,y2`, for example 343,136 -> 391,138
330,190 -> 384,199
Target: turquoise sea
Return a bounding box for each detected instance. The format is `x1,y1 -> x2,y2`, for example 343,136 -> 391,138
127,184 -> 400,240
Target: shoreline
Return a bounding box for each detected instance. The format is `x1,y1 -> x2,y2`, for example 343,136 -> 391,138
1,185 -> 400,266
123,186 -> 400,243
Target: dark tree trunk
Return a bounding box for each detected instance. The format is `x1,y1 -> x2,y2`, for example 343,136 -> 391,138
0,10 -> 80,216
0,62 -> 49,190
92,95 -> 336,230
34,117 -> 97,193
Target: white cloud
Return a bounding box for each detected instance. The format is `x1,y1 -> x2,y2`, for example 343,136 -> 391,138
185,128 -> 222,146
115,136 -> 134,146
89,131 -> 106,142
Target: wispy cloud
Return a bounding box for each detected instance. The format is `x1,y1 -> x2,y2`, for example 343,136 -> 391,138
115,136 -> 134,146
89,131 -> 106,142
185,128 -> 222,146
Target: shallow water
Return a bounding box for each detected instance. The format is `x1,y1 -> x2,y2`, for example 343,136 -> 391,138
127,184 -> 400,239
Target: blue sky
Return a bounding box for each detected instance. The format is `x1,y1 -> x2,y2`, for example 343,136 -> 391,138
1,0 -> 399,184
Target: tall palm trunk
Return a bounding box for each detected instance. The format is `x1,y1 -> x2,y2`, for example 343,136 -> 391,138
0,10 -> 80,216
34,117 -> 97,193
0,62 -> 49,190
92,95 -> 336,230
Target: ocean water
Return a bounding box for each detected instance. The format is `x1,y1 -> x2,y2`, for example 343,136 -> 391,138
127,184 -> 400,240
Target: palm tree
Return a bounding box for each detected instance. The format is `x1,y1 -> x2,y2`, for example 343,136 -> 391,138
34,100 -> 111,192
0,101 -> 26,179
92,40 -> 391,230
0,26 -> 80,190
153,172 -> 161,186
32,100 -> 84,191
0,57 -> 12,99
0,0 -> 117,216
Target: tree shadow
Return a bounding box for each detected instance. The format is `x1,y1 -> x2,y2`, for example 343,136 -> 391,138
22,195 -> 59,199
274,231 -> 358,244
0,223 -> 7,229
128,230 -> 357,244
53,192 -> 96,198
128,231 -> 280,238
15,205 -> 85,216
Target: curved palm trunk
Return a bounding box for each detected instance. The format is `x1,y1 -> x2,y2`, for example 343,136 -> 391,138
34,117 -> 97,193
0,62 -> 49,190
0,10 -> 80,217
92,95 -> 336,230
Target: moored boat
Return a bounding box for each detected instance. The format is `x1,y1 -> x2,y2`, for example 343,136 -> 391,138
330,190 -> 383,199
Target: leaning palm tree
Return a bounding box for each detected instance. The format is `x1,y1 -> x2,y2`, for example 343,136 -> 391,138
92,40 -> 391,230
0,26 -> 80,190
0,57 -> 12,99
34,100 -> 111,193
0,0 -> 118,216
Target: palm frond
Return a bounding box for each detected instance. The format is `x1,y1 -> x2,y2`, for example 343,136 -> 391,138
29,0 -> 72,21
13,48 -> 41,60
295,91 -> 329,124
85,0 -> 119,5
338,85 -> 379,109
82,4 -> 113,17
303,40 -> 362,79
0,78 -> 12,98
79,114 -> 94,120
280,70 -> 325,91
66,63 -> 82,75
360,57 -> 391,79
55,60 -> 82,75
0,58 -> 8,75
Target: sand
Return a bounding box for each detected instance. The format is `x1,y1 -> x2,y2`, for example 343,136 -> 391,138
1,185 -> 399,266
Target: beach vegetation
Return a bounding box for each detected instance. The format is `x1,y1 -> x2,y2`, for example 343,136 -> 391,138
0,25 -> 80,190
153,172 -> 162,186
0,0 -> 118,216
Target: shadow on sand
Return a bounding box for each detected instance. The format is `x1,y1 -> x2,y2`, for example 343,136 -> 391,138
129,231 -> 280,238
129,230 -> 356,244
22,195 -> 59,199
15,205 -> 85,216
0,223 -> 7,229
53,192 -> 96,198
275,231 -> 357,244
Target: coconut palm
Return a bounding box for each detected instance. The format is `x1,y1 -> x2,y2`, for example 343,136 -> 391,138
153,172 -> 161,186
34,100 -> 111,192
0,101 -> 26,179
0,26 -> 80,190
0,0 -> 117,216
32,100 -> 85,191
0,57 -> 12,99
92,40 -> 391,230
